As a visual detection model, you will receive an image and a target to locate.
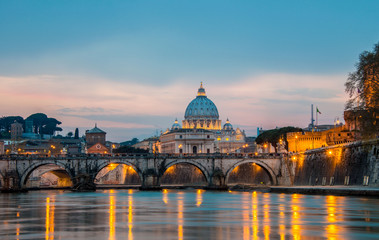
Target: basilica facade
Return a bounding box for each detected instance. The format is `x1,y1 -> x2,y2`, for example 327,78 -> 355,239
159,83 -> 246,154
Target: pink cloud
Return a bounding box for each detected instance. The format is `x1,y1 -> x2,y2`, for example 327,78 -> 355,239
0,73 -> 348,140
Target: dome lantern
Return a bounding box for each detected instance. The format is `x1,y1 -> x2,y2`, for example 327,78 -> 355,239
197,82 -> 206,97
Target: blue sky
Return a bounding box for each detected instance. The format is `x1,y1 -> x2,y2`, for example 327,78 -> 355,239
1,1 -> 379,141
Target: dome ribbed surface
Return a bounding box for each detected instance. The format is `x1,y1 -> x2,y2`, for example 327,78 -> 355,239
184,96 -> 219,120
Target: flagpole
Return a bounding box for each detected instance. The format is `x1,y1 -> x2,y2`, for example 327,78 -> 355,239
316,106 -> 318,127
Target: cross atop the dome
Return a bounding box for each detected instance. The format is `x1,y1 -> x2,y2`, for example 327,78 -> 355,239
197,82 -> 206,96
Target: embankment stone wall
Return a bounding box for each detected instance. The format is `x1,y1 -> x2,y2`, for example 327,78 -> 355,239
293,139 -> 379,187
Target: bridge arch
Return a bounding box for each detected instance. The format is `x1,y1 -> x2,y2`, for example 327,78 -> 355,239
225,159 -> 278,185
20,161 -> 74,188
95,161 -> 143,184
160,159 -> 211,185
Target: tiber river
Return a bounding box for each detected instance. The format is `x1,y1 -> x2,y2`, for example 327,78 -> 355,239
0,189 -> 378,240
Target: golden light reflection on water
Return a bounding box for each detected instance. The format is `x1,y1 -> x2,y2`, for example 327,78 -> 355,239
291,194 -> 302,240
251,191 -> 258,240
45,197 -> 55,240
128,191 -> 133,240
263,193 -> 270,240
178,193 -> 184,240
326,195 -> 342,240
163,189 -> 168,204
278,194 -> 286,240
16,210 -> 20,240
243,193 -> 250,240
109,190 -> 116,240
196,189 -> 203,207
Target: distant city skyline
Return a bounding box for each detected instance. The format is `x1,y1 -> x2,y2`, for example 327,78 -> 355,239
1,1 -> 379,142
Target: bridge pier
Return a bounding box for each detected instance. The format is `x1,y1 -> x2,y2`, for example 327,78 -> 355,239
140,169 -> 162,190
1,171 -> 23,192
206,170 -> 227,190
72,174 -> 96,192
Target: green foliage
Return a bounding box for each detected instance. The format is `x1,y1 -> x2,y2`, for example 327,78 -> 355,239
255,126 -> 303,152
113,145 -> 148,153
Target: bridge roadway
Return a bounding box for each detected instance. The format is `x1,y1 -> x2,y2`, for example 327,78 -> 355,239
0,153 -> 291,191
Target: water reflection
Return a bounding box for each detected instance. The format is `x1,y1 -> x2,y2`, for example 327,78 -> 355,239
325,195 -> 344,240
16,208 -> 20,240
242,193 -> 249,240
196,189 -> 203,207
128,189 -> 133,240
109,190 -> 115,240
278,194 -> 286,240
291,194 -> 302,240
251,191 -> 258,240
177,192 -> 184,240
263,193 -> 270,240
163,189 -> 168,204
0,190 -> 378,240
45,197 -> 55,240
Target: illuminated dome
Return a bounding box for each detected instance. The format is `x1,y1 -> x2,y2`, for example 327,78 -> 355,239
171,118 -> 181,130
223,118 -> 233,130
184,82 -> 219,120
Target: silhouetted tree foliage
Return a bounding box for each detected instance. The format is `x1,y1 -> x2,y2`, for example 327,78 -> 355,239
26,113 -> 62,135
0,116 -> 25,138
255,127 -> 303,152
66,132 -> 73,138
74,128 -> 79,139
114,145 -> 148,153
345,42 -> 379,137
120,138 -> 140,146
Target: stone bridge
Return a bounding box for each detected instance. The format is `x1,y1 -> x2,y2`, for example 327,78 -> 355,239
0,153 -> 291,191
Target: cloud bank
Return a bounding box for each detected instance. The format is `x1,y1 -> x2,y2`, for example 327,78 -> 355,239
0,73 -> 347,141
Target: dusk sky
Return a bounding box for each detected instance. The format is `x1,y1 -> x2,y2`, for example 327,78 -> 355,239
1,1 -> 379,142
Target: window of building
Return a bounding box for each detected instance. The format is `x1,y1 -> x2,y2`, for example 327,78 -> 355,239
207,135 -> 210,139
207,149 -> 210,154
180,135 -> 182,139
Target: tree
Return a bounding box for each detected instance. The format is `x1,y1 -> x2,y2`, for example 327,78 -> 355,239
66,132 -> 73,138
0,116 -> 24,135
26,113 -> 62,135
26,113 -> 47,134
120,138 -> 140,146
255,127 -> 302,153
345,42 -> 379,137
113,145 -> 148,153
74,128 -> 79,139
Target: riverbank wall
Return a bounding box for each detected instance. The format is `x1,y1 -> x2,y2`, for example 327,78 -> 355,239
291,139 -> 379,187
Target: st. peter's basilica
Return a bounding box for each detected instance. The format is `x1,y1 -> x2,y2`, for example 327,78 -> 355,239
158,83 -> 246,154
